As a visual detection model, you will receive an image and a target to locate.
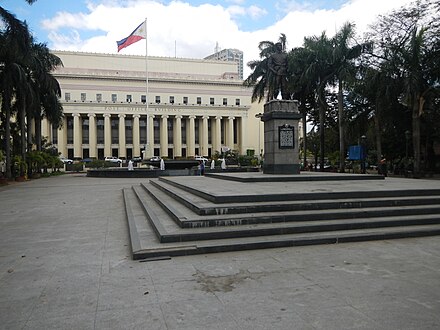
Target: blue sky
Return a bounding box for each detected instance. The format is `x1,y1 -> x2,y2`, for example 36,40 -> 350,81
1,0 -> 412,76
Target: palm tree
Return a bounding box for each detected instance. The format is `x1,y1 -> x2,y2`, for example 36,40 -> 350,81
0,7 -> 32,179
331,22 -> 369,172
26,42 -> 63,151
301,32 -> 334,171
288,46 -> 316,167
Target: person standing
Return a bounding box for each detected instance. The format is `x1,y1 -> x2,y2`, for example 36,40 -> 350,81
128,160 -> 134,171
200,160 -> 205,175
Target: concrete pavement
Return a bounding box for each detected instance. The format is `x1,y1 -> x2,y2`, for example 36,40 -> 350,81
1,174 -> 440,329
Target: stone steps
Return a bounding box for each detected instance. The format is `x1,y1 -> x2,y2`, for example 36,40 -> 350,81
147,179 -> 440,219
123,175 -> 440,259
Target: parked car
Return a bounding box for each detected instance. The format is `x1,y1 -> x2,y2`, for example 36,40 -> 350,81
104,156 -> 122,164
81,157 -> 97,163
195,156 -> 209,163
132,156 -> 142,163
59,156 -> 73,164
149,156 -> 161,162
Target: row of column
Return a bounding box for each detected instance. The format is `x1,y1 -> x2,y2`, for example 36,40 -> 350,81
43,113 -> 242,159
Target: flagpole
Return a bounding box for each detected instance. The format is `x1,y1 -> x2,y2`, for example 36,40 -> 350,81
144,17 -> 149,159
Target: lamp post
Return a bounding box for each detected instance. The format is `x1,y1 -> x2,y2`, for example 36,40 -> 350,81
255,113 -> 263,159
405,130 -> 411,159
361,135 -> 366,174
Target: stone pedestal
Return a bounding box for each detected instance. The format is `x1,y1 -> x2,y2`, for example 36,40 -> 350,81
262,100 -> 301,174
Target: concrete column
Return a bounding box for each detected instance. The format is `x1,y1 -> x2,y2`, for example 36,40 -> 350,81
239,116 -> 246,155
41,118 -> 49,140
214,116 -> 222,154
88,113 -> 97,158
73,113 -> 82,159
57,116 -> 67,157
147,114 -> 154,159
227,116 -> 235,150
160,115 -> 169,158
201,115 -> 209,157
118,114 -> 126,158
133,114 -> 140,158
104,113 -> 111,157
174,115 -> 182,158
187,115 -> 196,157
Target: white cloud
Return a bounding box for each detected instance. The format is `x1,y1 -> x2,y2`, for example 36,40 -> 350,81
247,5 -> 267,20
41,0 -> 414,78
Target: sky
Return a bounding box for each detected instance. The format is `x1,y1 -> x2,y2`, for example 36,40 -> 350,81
2,0 -> 413,77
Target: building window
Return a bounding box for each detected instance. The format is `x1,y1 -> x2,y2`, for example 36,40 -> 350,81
168,119 -> 173,144
139,117 -> 147,144
169,96 -> 174,104
52,125 -> 58,144
181,119 -> 186,144
81,93 -> 86,102
125,118 -> 133,144
194,118 -> 199,144
126,95 -> 132,103
234,119 -> 238,144
153,118 -> 160,144
65,93 -> 70,101
208,119 -> 212,144
66,116 -> 73,144
223,98 -> 227,106
111,117 -> 119,144
183,97 -> 188,104
235,98 -> 240,106
141,95 -> 146,103
210,97 -> 214,105
112,94 -> 117,102
155,96 -> 160,103
97,117 -> 104,144
197,97 -> 201,105
82,118 -> 89,144
96,94 -> 102,102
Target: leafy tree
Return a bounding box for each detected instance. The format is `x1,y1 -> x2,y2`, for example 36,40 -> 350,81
301,32 -> 334,170
365,0 -> 440,176
331,22 -> 369,172
0,7 -> 32,179
1,1 -> 63,179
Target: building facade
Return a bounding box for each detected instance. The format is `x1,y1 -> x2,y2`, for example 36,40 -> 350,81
204,48 -> 244,80
46,51 -> 264,161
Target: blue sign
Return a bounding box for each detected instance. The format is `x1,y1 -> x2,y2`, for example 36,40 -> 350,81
348,145 -> 365,160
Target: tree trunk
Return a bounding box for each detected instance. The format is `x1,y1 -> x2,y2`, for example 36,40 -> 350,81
338,80 -> 345,173
4,102 -> 12,179
20,102 -> 26,174
374,106 -> 382,165
412,98 -> 421,178
35,113 -> 42,151
317,87 -> 326,172
302,110 -> 307,167
319,104 -> 325,172
27,111 -> 34,177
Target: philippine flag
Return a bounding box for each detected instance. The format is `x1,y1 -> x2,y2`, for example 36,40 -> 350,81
116,21 -> 146,52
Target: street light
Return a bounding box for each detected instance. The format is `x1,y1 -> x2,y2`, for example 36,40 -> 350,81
360,135 -> 367,174
255,113 -> 263,159
405,130 -> 411,159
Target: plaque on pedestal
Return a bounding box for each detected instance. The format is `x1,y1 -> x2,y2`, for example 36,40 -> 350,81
260,100 -> 301,174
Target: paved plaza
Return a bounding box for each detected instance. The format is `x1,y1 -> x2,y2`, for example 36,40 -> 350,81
1,174 -> 440,329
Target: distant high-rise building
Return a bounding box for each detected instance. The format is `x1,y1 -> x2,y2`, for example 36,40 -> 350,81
205,48 -> 243,79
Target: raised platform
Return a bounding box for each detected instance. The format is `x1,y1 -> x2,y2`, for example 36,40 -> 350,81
205,171 -> 385,182
123,172 -> 440,259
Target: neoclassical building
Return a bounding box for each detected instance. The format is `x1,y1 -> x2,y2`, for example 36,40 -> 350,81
45,51 -> 266,161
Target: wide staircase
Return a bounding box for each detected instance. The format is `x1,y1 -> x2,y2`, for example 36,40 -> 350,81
123,174 -> 440,259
